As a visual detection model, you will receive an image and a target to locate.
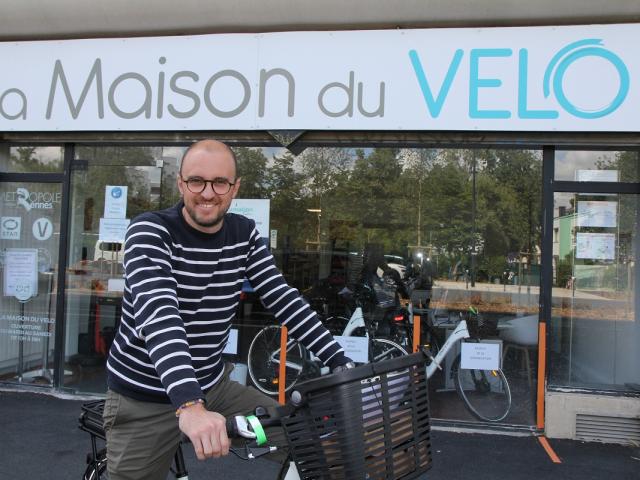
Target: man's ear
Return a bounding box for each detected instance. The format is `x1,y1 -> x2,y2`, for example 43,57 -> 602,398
177,175 -> 185,196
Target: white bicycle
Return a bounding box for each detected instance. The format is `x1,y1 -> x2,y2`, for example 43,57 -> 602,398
418,305 -> 512,422
247,288 -> 409,396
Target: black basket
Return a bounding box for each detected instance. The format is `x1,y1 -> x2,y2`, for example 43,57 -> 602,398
281,351 -> 432,480
466,313 -> 498,339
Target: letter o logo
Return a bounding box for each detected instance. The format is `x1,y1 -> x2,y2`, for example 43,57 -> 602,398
544,40 -> 629,119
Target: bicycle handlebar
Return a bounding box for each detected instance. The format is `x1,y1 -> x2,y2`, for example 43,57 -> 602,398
225,407 -> 283,460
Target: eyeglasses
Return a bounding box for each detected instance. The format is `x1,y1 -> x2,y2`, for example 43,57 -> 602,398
181,176 -> 236,195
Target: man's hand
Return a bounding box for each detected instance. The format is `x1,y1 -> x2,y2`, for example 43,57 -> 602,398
178,402 -> 230,460
332,360 -> 356,374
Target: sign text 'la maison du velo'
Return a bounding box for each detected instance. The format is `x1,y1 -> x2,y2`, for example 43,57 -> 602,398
0,23 -> 638,132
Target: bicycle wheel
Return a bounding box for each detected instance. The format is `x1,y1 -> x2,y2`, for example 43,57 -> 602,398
453,355 -> 512,422
83,450 -> 108,480
368,338 -> 409,364
247,325 -> 305,396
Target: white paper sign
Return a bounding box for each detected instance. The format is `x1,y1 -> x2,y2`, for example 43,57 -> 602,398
104,186 -> 128,219
461,342 -> 500,370
223,328 -> 239,355
230,199 -> 270,236
3,248 -> 39,301
334,335 -> 369,364
99,218 -> 130,242
577,201 -> 617,228
270,229 -> 277,249
576,232 -> 616,260
107,278 -> 125,292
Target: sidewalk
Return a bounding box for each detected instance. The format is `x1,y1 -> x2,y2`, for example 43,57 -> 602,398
1,389 -> 638,480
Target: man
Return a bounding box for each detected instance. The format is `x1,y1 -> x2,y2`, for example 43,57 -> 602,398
104,139 -> 351,479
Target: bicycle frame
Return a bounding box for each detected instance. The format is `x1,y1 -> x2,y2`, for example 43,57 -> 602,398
267,306 -> 367,373
341,306 -> 367,337
425,319 -> 470,379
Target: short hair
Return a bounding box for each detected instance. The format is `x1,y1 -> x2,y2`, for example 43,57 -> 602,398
179,140 -> 238,178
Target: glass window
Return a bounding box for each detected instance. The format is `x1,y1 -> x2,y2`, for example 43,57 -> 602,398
63,146 -> 184,393
555,150 -> 640,182
549,192 -> 638,391
0,146 -> 64,173
62,143 -> 542,425
235,146 -> 541,425
0,182 -> 62,386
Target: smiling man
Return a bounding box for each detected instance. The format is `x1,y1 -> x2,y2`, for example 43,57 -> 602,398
104,139 -> 351,480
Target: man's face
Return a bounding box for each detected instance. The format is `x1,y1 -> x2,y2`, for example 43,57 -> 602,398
177,143 -> 241,234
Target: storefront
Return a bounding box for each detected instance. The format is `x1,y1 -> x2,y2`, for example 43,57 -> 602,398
0,15 -> 638,441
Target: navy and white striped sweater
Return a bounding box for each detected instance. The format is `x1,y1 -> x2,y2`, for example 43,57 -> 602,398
107,202 -> 346,408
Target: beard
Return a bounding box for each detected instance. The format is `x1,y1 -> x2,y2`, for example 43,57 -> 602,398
183,202 -> 227,229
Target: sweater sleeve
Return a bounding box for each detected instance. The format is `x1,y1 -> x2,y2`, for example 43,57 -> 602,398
123,217 -> 203,408
245,227 -> 349,369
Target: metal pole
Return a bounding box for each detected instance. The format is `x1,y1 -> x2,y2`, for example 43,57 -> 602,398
17,302 -> 25,382
471,152 -> 476,287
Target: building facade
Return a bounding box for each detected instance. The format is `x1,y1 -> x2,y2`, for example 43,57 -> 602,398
0,1 -> 639,443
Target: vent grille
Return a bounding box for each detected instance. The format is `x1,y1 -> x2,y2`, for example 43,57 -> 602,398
575,413 -> 640,445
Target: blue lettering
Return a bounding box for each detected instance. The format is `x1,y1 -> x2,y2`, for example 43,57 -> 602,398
517,49 -> 558,119
409,49 -> 463,118
544,39 -> 629,119
469,48 -> 512,119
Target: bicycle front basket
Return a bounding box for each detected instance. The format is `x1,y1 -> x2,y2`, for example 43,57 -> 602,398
467,313 -> 498,339
281,351 -> 432,480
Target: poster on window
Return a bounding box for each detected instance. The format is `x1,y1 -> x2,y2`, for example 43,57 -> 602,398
577,201 -> 617,228
3,248 -> 39,301
104,186 -> 128,219
576,233 -> 616,260
229,199 -> 270,236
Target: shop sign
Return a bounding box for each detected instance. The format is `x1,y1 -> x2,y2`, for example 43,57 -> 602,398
0,24 -> 639,132
0,313 -> 53,344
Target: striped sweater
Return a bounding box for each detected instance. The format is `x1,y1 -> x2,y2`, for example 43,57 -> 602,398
106,202 -> 346,408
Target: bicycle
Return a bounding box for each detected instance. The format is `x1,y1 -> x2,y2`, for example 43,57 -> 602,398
79,400 -> 281,480
80,350 -> 434,480
247,286 -> 408,396
417,305 -> 512,422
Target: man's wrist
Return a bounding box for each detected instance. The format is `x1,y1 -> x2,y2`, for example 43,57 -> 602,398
175,398 -> 205,417
332,361 -> 356,373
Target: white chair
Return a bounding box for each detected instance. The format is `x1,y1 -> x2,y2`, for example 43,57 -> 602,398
499,314 -> 539,387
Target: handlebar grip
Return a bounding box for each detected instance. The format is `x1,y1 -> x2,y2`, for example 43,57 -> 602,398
225,417 -> 238,438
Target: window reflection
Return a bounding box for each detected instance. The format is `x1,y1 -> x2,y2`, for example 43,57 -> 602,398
63,144 -> 542,425
0,146 -> 64,173
555,150 -> 640,182
549,192 -> 638,391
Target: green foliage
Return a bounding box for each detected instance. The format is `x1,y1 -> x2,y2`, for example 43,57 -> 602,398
10,146 -> 63,173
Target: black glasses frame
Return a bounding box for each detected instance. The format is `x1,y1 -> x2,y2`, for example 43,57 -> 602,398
181,176 -> 236,195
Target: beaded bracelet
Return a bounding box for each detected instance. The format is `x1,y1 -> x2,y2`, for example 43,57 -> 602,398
175,398 -> 205,417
